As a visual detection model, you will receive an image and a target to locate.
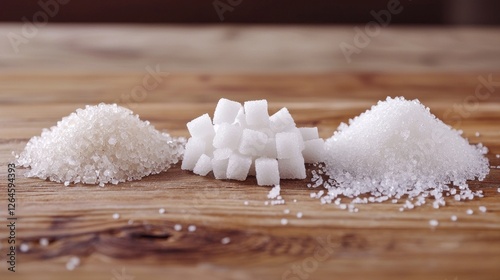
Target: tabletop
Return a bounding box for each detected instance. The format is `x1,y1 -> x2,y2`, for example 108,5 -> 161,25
0,25 -> 500,280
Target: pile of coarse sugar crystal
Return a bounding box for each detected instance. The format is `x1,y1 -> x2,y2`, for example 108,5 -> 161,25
16,103 -> 185,186
311,97 -> 490,211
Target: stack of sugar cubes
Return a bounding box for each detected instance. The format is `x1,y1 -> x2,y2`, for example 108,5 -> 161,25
182,98 -> 325,186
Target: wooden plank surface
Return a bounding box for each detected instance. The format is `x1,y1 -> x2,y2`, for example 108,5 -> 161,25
1,25 -> 500,73
1,72 -> 500,280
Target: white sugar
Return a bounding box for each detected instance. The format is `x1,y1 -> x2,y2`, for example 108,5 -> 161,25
429,219 -> 439,227
221,237 -> 231,244
174,224 -> 182,231
159,208 -> 166,214
20,243 -> 29,253
296,212 -> 303,218
315,97 -> 489,209
112,213 -> 120,220
466,209 -> 474,215
188,225 -> 197,232
267,185 -> 281,199
479,206 -> 487,213
451,215 -> 458,222
280,218 -> 288,225
39,238 -> 49,247
183,98 -> 319,186
17,104 -> 184,186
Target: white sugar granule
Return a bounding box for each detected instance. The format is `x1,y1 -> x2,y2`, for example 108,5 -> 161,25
19,243 -> 29,253
159,208 -> 166,214
280,218 -> 288,225
451,215 -> 458,222
479,206 -> 487,213
429,219 -> 439,227
221,237 -> 231,244
39,238 -> 49,247
17,104 -> 185,186
188,225 -> 197,232
466,209 -> 474,215
315,97 -> 489,209
267,185 -> 281,199
174,224 -> 182,231
112,213 -> 120,220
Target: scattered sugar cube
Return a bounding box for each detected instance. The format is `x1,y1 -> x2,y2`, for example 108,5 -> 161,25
270,107 -> 296,132
181,137 -> 206,171
239,129 -> 268,156
276,132 -> 302,159
213,98 -> 242,124
193,154 -> 213,176
299,127 -> 319,141
187,114 -> 215,140
213,123 -> 243,150
244,100 -> 270,127
278,156 -> 306,179
226,153 -> 252,181
303,139 -> 326,163
255,157 -> 280,186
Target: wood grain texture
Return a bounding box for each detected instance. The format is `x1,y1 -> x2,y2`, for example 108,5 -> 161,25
1,25 -> 500,73
1,73 -> 500,280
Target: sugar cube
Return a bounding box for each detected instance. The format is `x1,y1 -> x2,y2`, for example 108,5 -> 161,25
181,137 -> 206,170
303,138 -> 325,163
285,127 -> 305,151
234,107 -> 247,127
270,107 -> 296,132
226,153 -> 252,181
276,132 -> 302,159
278,156 -> 306,179
244,100 -> 270,127
299,127 -> 319,141
187,114 -> 215,140
239,129 -> 268,156
212,158 -> 229,179
193,154 -> 213,176
255,157 -> 280,186
213,123 -> 243,150
262,138 -> 278,158
213,148 -> 232,160
213,98 -> 242,124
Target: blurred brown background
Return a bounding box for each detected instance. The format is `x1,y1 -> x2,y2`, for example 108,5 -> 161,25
1,0 -> 500,25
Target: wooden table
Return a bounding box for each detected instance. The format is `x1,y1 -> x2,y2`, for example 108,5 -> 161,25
1,25 -> 500,280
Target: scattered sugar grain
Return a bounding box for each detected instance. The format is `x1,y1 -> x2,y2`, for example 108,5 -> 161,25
429,219 -> 439,227
283,209 -> 290,214
112,213 -> 120,220
188,225 -> 197,232
466,209 -> 474,215
296,212 -> 303,218
280,218 -> 288,225
479,206 -> 487,213
475,132 -> 481,137
221,237 -> 231,245
174,224 -> 182,231
19,243 -> 29,253
39,238 -> 49,247
451,215 -> 458,222
159,208 -> 166,214
66,256 -> 80,271
267,185 -> 281,199
244,201 -> 249,205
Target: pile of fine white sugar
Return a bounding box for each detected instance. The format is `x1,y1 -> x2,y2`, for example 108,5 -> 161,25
17,104 -> 185,186
312,97 -> 489,210
182,98 -> 325,186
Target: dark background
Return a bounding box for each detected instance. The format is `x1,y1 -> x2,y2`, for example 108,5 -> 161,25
1,0 -> 500,25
